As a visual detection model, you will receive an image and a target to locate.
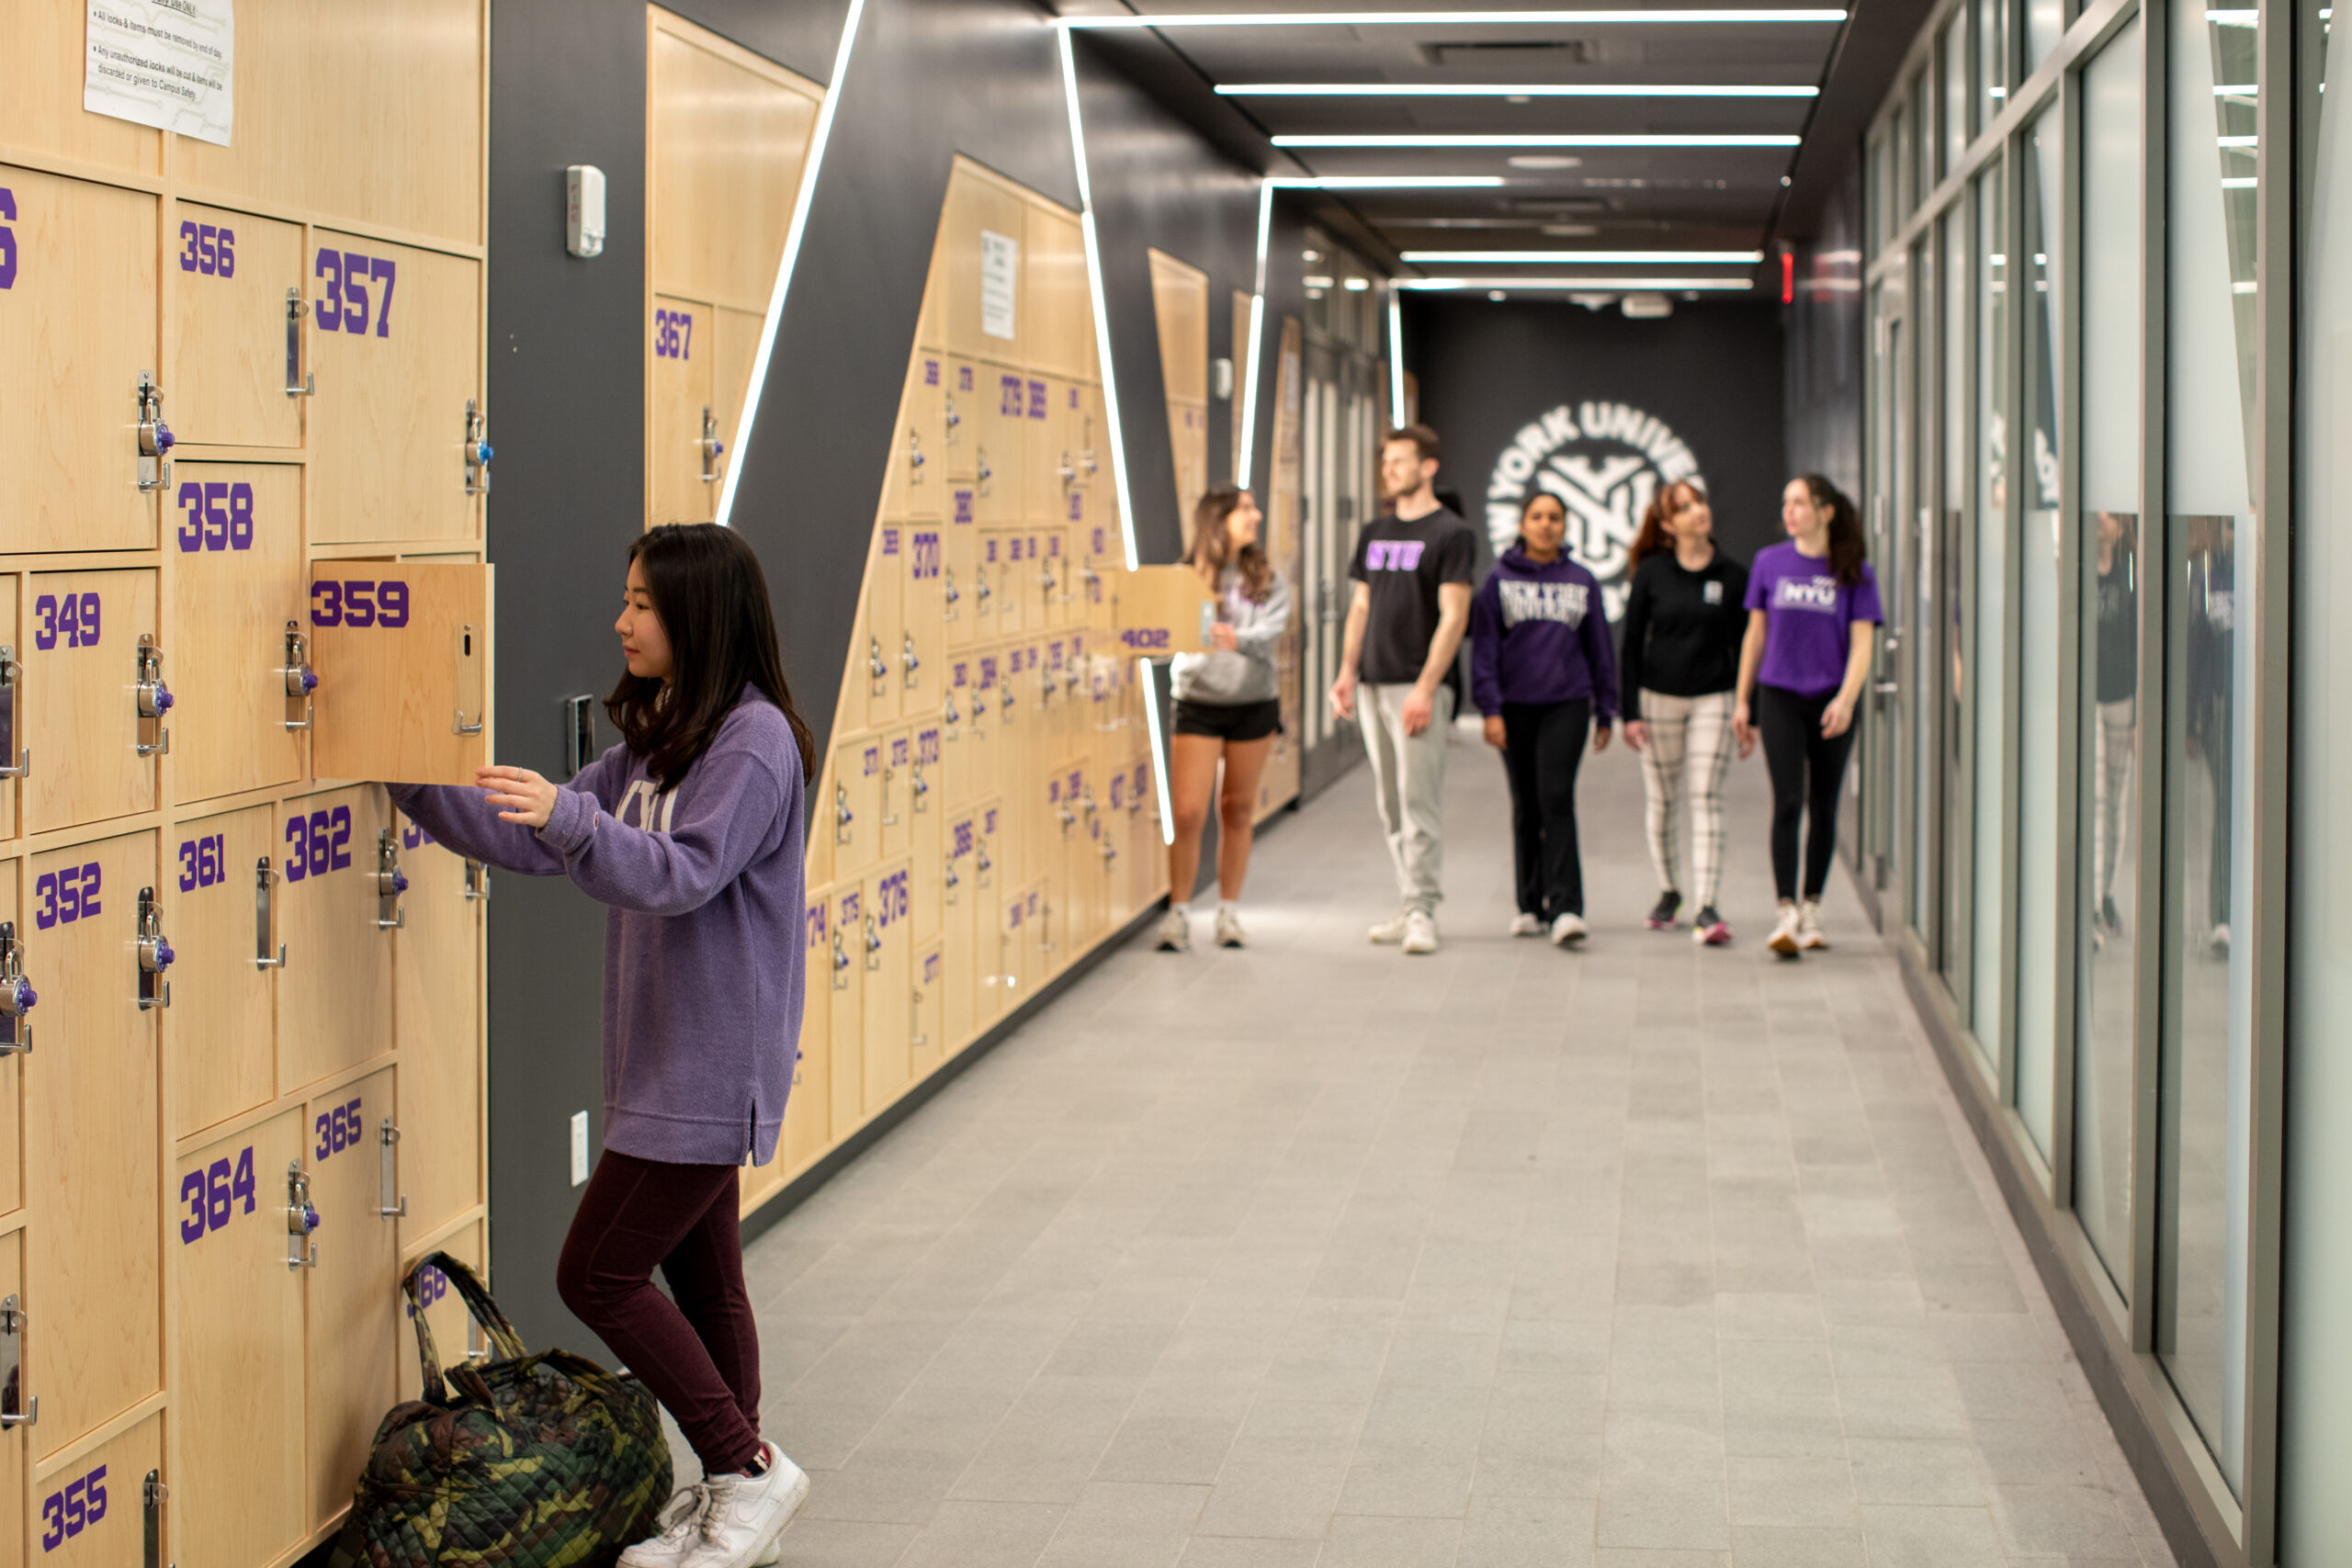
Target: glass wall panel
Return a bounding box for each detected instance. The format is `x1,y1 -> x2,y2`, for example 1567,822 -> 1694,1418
2075,17 -> 2143,1291
2015,111 -> 2063,1157
1973,156 -> 2009,1066
2025,0 -> 2064,76
1983,0 -> 2010,119
2158,0 -> 2259,1497
1944,208 -> 1973,995
1914,236 -> 1938,938
1944,6 -> 1970,170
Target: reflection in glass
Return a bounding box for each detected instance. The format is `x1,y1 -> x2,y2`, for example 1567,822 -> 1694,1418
1983,0 -> 2009,120
1914,238 -> 1937,938
2015,111 -> 2062,1157
1943,209 -> 1972,992
2157,0 -> 2258,1498
1944,6 -> 1969,168
2075,18 -> 2142,1292
2025,0 -> 2064,74
1972,159 -> 2008,1064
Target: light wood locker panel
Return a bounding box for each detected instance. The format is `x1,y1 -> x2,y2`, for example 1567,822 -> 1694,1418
0,6 -> 155,173
278,787 -> 395,1091
826,885 -> 861,1137
887,353 -> 945,520
391,812 -> 481,1240
1024,205 -> 1090,381
1077,507 -> 1113,628
26,568 -> 159,833
916,223 -> 945,353
943,360 -> 978,482
171,463 -> 307,804
1136,757 -> 1168,905
1148,250 -> 1211,404
999,880 -> 1040,1018
169,203 -> 306,449
830,734 -> 883,885
802,752 -> 834,890
964,650 -> 1002,808
865,529 -> 905,729
648,19 -> 820,311
942,657 -> 976,810
1075,382 -> 1107,496
911,942 -> 943,1080
175,0 -> 484,245
304,1064 -> 400,1531
0,580 -> 14,852
0,1232 -> 17,1560
307,234 -> 481,545
648,295 -> 717,530
1041,527 -> 1075,628
710,306 -> 763,506
878,728 -> 913,863
941,807 -> 979,1051
781,886 -> 831,1175
908,719 -> 944,945
169,806 -> 277,1137
173,1109 -> 307,1568
975,804 -> 1007,1027
903,523 -> 944,716
0,874 -> 16,1217
27,832 -> 162,1458
945,485 -> 978,649
311,561 -> 491,785
975,367 -> 1023,525
1035,873 -> 1066,983
860,861 -> 911,1114
978,533 -> 1015,637
399,1223 -> 485,1404
942,171 -> 1029,363
30,1412 -> 162,1568
1170,398 -> 1210,537
0,168 -> 158,555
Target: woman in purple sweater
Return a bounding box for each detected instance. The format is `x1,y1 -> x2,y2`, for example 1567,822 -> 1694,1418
391,524 -> 818,1568
1471,491 -> 1618,946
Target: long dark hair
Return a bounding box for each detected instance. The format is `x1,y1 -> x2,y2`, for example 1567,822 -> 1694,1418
605,524 -> 817,788
1800,473 -> 1868,585
1626,479 -> 1706,576
1189,485 -> 1274,604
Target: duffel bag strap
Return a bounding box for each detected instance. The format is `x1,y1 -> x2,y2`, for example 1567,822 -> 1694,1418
402,1252 -> 527,1404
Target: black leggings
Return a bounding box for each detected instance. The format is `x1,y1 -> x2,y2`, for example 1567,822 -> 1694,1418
1499,699 -> 1589,919
1758,684 -> 1857,902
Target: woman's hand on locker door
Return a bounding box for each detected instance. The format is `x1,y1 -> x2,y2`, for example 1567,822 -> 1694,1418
477,765 -> 559,828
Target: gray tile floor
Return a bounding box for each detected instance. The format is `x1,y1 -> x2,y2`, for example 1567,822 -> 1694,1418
683,727 -> 2175,1567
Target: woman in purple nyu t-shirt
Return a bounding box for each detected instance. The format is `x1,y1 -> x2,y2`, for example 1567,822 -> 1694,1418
391,524 -> 821,1563
1732,475 -> 1883,958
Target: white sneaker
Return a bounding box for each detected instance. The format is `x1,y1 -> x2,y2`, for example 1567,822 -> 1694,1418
1155,908 -> 1191,952
678,1446 -> 808,1568
1215,906 -> 1247,948
1368,911 -> 1411,944
1550,912 -> 1588,946
1401,910 -> 1440,954
1797,900 -> 1828,950
1509,912 -> 1544,937
2209,922 -> 2232,959
623,1487 -> 786,1568
1767,904 -> 1803,958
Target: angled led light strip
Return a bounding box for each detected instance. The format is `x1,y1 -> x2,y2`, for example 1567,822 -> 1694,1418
1397,275 -> 1756,289
1140,660 -> 1174,845
714,0 -> 867,527
1264,175 -> 1507,187
1402,248 -> 1764,263
1237,178 -> 1276,490
1063,9 -> 1847,27
1387,292 -> 1407,428
1221,83 -> 1818,97
1275,132 -> 1802,147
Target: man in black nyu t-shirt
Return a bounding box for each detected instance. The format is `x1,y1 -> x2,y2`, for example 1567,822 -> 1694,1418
1331,425 -> 1477,954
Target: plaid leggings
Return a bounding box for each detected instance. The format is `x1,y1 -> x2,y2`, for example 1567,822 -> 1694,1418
1636,689 -> 1736,909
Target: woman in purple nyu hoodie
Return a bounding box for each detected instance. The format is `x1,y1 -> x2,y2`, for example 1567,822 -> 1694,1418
391,524 -> 819,1567
1471,491 -> 1618,947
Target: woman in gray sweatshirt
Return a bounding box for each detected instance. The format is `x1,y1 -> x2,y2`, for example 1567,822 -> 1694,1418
1160,485 -> 1292,952
390,524 -> 818,1567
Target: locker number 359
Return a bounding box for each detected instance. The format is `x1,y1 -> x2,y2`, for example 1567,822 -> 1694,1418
311,579 -> 411,628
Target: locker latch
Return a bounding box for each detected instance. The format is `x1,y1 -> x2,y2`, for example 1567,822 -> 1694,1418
944,568 -> 960,620
1057,451 -> 1076,488
285,1162 -> 321,1269
977,447 -> 992,491
136,372 -> 175,492
910,761 -> 929,813
833,782 -> 854,845
1040,557 -> 1057,599
1081,785 -> 1099,824
282,623 -> 317,730
943,693 -> 960,734
1080,445 -> 1098,479
254,858 -> 288,969
907,429 -> 925,485
0,922 -> 34,1056
463,400 -> 493,496
0,1294 -> 33,1428
1064,665 -> 1082,700
135,636 -> 174,758
136,887 -> 175,1011
867,637 -> 888,698
1057,798 -> 1077,837
975,573 -> 991,615
910,987 -> 927,1051
0,645 -> 28,779
943,390 -> 960,442
698,405 -> 726,484
378,1117 -> 407,1218
464,859 -> 492,902
143,1469 -> 169,1568
1037,899 -> 1055,954
975,841 -> 992,887
1000,682 -> 1016,719
901,632 -> 920,690
375,831 -> 410,931
863,914 -> 882,972
1100,829 -> 1117,864
880,757 -> 899,829
453,624 -> 485,736
944,858 -> 960,906
1083,562 -> 1102,607
830,928 -> 850,992
285,288 -> 316,397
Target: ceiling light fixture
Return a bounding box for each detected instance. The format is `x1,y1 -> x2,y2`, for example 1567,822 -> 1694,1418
1219,82 -> 1818,97
1397,275 -> 1756,289
1272,132 -> 1803,147
1265,175 -> 1509,187
1507,154 -> 1583,168
1401,248 -> 1763,263
1061,9 -> 1848,28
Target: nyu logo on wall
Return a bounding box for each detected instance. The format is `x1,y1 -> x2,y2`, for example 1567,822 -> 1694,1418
1485,400 -> 1704,619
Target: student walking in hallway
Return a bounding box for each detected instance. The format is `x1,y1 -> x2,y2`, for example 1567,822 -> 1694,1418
1619,479 -> 1748,946
1735,475 -> 1883,957
1472,491 -> 1616,946
1329,424 -> 1479,955
1159,486 -> 1291,952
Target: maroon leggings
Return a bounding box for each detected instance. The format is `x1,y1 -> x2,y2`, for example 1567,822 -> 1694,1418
557,1150 -> 762,1473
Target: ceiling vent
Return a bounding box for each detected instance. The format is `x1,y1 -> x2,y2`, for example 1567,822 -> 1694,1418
1504,196 -> 1611,216
1419,38 -> 1598,67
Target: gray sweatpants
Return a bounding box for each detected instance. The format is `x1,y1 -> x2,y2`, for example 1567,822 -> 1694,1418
1358,683 -> 1455,916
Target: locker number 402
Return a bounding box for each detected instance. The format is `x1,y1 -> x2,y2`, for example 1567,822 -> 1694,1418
40,1464 -> 107,1553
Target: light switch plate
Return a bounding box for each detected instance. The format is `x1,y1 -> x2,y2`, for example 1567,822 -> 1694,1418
570,1111 -> 589,1187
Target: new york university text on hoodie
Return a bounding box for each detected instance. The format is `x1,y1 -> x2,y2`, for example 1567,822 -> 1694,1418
1470,545 -> 1621,718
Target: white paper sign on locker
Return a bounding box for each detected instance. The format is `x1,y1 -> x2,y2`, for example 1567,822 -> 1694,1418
85,0 -> 235,146
980,231 -> 1018,342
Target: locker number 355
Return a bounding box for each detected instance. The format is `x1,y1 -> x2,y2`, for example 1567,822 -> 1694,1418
40,1465 -> 107,1552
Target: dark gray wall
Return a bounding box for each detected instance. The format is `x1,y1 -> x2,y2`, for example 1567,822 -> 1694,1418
1783,152 -> 1866,499
485,0 -> 1270,1353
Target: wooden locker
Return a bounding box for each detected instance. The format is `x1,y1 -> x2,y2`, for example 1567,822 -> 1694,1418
1001,881 -> 1042,1015
975,805 -> 1007,1026
0,6 -> 154,175
307,233 -> 481,545
26,569 -> 162,834
29,1412 -> 163,1568
169,806 -> 277,1137
1043,768 -> 1080,953
710,307 -> 761,502
304,1064 -> 401,1530
967,650 -> 1003,809
902,522 -> 944,716
0,1229 -> 20,1561
1135,756 -> 1168,905
649,295 -> 718,529
391,811 -> 481,1240
860,861 -> 911,1114
975,367 -> 1024,525
911,942 -> 944,1080
829,734 -> 883,884
1023,203 -> 1090,381
648,17 -> 819,312
941,656 -> 976,810
939,807 -> 977,1049
945,484 -> 979,651
909,719 -> 944,945
1039,527 -> 1074,629
865,528 -> 907,729
171,462 -> 309,804
878,728 -> 912,863
0,874 -> 17,1218
1034,875 -> 1066,984
399,1224 -> 485,1404
1023,374 -> 1074,522
278,787 -> 396,1091
1112,564 -> 1219,657
977,532 -> 1012,637
1038,637 -> 1070,760
942,169 -> 1028,364
1106,761 -> 1142,918
826,885 -> 862,1138
169,202 -> 307,449
942,359 -> 978,481
0,578 -> 14,841
27,831 -> 162,1458
802,752 -> 835,891
310,560 -> 491,786
887,352 -> 945,519
1074,383 -> 1107,499
1018,530 -> 1052,632
915,223 -> 945,353
0,166 -> 159,555
173,1109 -> 307,1568
777,888 -> 832,1178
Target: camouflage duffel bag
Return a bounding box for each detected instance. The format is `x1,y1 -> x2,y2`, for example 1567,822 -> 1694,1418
329,1252 -> 673,1568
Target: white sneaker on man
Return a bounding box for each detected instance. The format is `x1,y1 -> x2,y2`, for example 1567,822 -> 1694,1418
1368,911 -> 1412,944
1509,913 -> 1544,937
623,1485 -> 786,1568
678,1446 -> 808,1568
1550,912 -> 1588,946
1401,910 -> 1441,954
1797,901 -> 1829,951
1767,904 -> 1804,958
1214,905 -> 1248,948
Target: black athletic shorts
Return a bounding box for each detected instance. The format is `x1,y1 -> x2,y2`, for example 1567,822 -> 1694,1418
1172,697 -> 1282,742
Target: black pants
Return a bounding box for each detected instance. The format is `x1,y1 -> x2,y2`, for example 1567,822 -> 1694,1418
1499,699 -> 1589,919
1758,684 -> 1858,902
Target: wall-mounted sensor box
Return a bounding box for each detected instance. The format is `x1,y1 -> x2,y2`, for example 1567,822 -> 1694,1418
1212,356 -> 1235,400
566,165 -> 606,258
